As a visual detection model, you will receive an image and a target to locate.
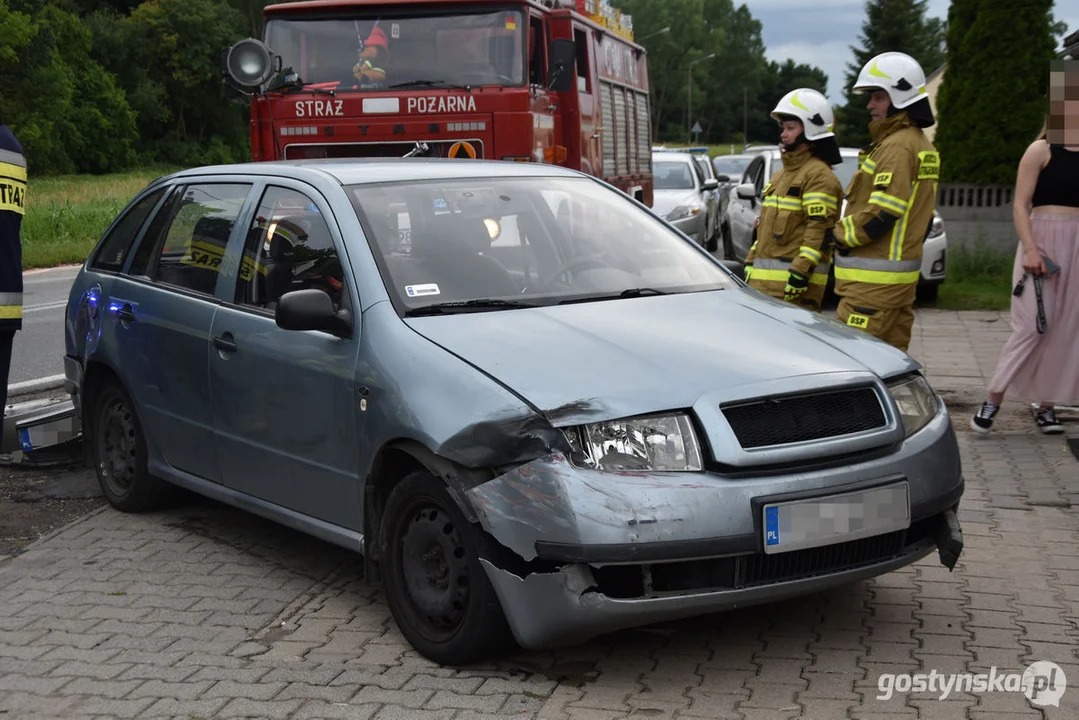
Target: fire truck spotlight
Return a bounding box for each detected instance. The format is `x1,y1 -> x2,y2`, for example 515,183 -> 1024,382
227,38 -> 276,89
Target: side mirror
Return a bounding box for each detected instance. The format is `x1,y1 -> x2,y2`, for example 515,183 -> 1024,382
547,38 -> 577,93
715,174 -> 730,183
736,182 -> 758,201
702,178 -> 719,191
275,289 -> 352,337
719,259 -> 745,277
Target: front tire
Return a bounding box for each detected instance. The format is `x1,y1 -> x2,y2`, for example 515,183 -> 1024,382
89,380 -> 173,513
379,471 -> 516,665
721,222 -> 734,260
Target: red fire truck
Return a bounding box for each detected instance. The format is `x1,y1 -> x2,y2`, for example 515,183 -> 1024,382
221,0 -> 654,206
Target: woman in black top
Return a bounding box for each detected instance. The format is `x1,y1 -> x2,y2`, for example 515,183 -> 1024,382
971,69 -> 1079,434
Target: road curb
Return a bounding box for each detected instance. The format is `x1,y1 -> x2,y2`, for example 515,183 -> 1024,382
8,374 -> 65,399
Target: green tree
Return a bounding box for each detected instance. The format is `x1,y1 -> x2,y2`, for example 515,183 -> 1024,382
836,0 -> 946,146
1,1 -> 136,174
935,0 -> 1058,183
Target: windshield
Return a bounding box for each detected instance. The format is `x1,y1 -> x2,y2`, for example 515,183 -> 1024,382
264,10 -> 525,91
834,155 -> 861,189
712,156 -> 751,177
653,161 -> 696,190
348,176 -> 735,312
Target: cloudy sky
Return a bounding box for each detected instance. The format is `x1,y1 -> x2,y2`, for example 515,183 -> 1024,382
748,0 -> 1079,104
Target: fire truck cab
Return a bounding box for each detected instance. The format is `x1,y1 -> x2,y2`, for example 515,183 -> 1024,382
221,0 -> 653,206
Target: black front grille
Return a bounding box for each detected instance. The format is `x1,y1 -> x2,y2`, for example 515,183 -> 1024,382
588,516 -> 936,599
741,528 -> 905,586
721,386 -> 886,449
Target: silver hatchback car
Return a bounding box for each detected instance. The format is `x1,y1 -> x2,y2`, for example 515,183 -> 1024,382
64,159 -> 964,666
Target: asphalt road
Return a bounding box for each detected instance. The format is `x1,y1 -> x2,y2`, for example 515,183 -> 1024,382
9,266 -> 79,386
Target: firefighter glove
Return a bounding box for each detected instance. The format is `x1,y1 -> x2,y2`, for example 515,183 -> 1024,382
784,270 -> 809,302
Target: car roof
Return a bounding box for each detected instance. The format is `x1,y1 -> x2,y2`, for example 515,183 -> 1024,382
154,158 -> 587,187
651,152 -> 694,164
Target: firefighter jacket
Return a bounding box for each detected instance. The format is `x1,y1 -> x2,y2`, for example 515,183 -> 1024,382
744,147 -> 842,293
0,125 -> 25,331
833,112 -> 939,309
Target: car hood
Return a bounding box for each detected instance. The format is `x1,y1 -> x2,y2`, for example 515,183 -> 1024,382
404,289 -> 918,425
651,189 -> 700,218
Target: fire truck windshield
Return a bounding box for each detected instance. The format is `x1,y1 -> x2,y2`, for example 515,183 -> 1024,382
264,10 -> 526,91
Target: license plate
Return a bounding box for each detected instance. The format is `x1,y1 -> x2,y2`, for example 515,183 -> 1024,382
763,482 -> 910,554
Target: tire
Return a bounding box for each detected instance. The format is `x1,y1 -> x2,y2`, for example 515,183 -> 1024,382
705,220 -> 718,252
721,223 -> 734,261
916,282 -> 940,304
379,471 -> 516,665
89,380 -> 174,513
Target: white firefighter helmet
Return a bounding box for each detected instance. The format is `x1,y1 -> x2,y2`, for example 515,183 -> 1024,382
770,88 -> 836,141
852,51 -> 928,109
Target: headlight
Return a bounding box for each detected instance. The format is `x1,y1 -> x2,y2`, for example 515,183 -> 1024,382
886,374 -> 939,437
927,214 -> 945,238
667,203 -> 701,222
562,413 -> 703,472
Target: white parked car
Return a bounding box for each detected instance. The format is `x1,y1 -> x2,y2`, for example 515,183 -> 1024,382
724,146 -> 947,302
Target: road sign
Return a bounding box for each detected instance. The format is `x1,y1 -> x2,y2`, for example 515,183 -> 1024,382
449,141 -> 477,159
691,121 -> 703,134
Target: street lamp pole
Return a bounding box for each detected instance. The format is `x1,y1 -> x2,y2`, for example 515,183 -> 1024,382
637,26 -> 671,44
687,52 -> 716,143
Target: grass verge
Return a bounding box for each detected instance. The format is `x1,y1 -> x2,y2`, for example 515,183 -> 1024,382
23,166 -> 182,269
931,241 -> 1015,311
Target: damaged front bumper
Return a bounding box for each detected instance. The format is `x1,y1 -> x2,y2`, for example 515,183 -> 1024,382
463,409 -> 964,650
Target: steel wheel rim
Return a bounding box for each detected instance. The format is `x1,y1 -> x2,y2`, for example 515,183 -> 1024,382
397,499 -> 471,641
98,397 -> 137,497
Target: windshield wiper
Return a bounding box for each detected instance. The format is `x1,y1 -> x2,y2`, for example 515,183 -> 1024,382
405,298 -> 540,316
559,288 -> 669,305
388,79 -> 472,91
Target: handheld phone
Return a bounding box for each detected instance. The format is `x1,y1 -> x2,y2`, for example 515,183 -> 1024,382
1042,254 -> 1061,276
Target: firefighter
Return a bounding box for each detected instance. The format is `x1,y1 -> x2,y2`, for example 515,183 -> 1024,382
831,51 -> 939,352
353,24 -> 390,86
743,88 -> 843,312
0,117 -> 25,450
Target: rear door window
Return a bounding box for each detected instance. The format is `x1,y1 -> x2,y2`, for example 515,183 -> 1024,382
151,184 -> 253,297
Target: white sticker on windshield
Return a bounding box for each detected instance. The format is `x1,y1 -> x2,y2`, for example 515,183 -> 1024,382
405,283 -> 440,298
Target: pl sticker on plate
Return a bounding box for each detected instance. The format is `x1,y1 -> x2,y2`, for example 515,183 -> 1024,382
405,283 -> 440,298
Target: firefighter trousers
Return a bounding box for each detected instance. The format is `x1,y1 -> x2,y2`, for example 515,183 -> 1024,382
836,297 -> 915,352
0,329 -> 13,448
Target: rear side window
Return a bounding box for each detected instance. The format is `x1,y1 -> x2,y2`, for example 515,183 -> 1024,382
89,188 -> 166,272
153,183 -> 253,296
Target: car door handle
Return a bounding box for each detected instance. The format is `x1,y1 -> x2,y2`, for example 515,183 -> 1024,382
112,303 -> 135,322
212,335 -> 238,353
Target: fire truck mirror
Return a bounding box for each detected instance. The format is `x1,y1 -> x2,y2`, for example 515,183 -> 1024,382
224,38 -> 277,92
547,39 -> 577,93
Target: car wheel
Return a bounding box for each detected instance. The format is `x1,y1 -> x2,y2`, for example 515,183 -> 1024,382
90,380 -> 173,512
721,223 -> 734,260
380,470 -> 516,665
916,282 -> 940,304
705,219 -> 719,252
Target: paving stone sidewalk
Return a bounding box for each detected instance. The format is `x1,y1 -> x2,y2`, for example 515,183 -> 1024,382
1,309 -> 1078,720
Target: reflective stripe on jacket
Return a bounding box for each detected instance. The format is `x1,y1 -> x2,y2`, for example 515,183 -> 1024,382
834,113 -> 938,309
0,126 -> 26,331
744,147 -> 842,294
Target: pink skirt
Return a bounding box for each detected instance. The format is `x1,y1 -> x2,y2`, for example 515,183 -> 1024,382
987,213 -> 1079,404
